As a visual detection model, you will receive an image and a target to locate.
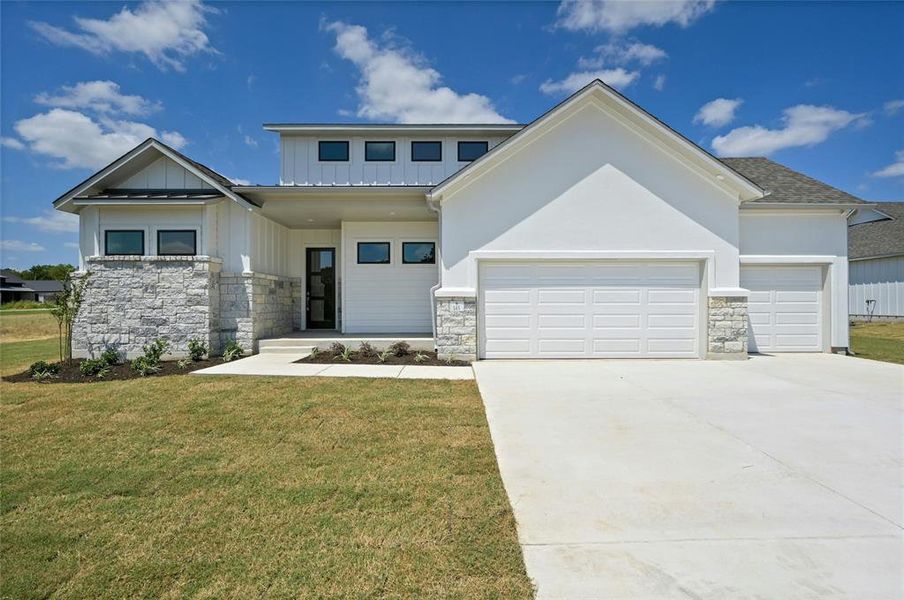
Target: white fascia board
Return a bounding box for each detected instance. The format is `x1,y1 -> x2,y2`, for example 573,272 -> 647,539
263,124 -> 524,135
741,202 -> 873,212
72,199 -> 221,207
740,254 -> 838,264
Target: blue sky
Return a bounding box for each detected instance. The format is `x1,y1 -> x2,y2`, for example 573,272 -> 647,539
2,0 -> 902,268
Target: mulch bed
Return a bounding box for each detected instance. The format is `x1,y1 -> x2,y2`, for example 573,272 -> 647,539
3,358 -> 216,384
295,349 -> 470,367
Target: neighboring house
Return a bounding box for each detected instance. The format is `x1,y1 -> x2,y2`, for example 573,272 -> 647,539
53,80 -> 866,360
0,270 -> 63,304
848,202 -> 904,318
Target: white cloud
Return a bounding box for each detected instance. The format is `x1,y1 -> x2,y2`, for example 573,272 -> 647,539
227,176 -> 251,186
64,242 -> 80,249
29,0 -> 216,72
4,210 -> 79,233
883,99 -> 904,116
580,41 -> 667,68
693,97 -> 743,127
653,74 -> 666,91
1,240 -> 46,252
243,135 -> 258,148
13,108 -> 186,170
872,150 -> 904,178
712,104 -> 867,156
540,68 -> 638,96
556,0 -> 716,33
324,21 -> 513,124
1,137 -> 25,150
35,81 -> 160,116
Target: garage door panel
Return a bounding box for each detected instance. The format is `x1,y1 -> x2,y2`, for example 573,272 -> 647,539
481,261 -> 701,359
740,265 -> 823,353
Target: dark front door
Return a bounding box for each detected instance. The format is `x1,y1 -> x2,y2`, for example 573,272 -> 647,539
305,248 -> 336,329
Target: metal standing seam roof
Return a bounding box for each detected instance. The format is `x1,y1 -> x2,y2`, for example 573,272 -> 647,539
720,157 -> 866,205
848,202 -> 904,260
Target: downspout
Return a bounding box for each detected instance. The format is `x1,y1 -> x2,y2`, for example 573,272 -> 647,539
427,196 -> 442,350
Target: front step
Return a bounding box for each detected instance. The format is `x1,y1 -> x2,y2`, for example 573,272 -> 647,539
258,344 -> 315,355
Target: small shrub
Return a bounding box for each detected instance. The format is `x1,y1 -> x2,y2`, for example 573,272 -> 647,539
358,341 -> 378,358
1,300 -> 45,310
94,365 -> 112,379
222,340 -> 244,362
177,357 -> 192,369
79,358 -> 108,377
413,352 -> 428,364
99,347 -> 121,366
29,361 -> 60,381
328,342 -> 347,355
308,347 -> 320,359
143,339 -> 170,363
377,350 -> 392,363
335,346 -> 354,362
187,338 -> 208,361
131,356 -> 160,377
389,341 -> 410,357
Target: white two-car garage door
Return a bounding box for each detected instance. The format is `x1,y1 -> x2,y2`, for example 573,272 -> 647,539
480,261 -> 701,359
741,265 -> 824,353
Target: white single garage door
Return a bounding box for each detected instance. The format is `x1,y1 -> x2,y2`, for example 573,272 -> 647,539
741,265 -> 824,353
480,261 -> 701,359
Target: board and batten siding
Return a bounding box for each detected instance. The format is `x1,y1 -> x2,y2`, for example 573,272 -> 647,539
117,156 -> 215,190
849,256 -> 904,317
279,136 -> 509,186
341,221 -> 438,333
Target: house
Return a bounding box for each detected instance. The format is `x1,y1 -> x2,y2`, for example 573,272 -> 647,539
848,202 -> 904,319
0,270 -> 64,304
53,80 -> 866,360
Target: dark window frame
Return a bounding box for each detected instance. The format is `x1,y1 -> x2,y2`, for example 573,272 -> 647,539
356,241 -> 391,265
411,141 -> 443,162
104,229 -> 145,256
402,242 -> 436,265
157,229 -> 198,256
318,140 -> 350,162
457,141 -> 489,162
365,140 -> 396,162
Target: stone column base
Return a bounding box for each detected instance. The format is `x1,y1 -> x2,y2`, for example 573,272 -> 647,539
707,296 -> 748,359
435,296 -> 477,361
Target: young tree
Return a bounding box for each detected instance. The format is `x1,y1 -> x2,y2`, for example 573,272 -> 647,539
50,272 -> 91,364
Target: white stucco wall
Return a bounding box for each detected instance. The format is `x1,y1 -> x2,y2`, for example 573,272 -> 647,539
739,209 -> 850,348
438,102 -> 742,293
341,221 -> 438,333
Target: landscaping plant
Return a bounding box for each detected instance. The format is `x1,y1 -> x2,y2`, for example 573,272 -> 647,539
28,360 -> 60,381
413,352 -> 428,364
389,341 -> 410,357
222,340 -> 245,362
328,341 -> 347,354
358,341 -> 378,358
131,339 -> 170,376
187,338 -> 208,361
377,350 -> 392,363
336,346 -> 354,362
49,271 -> 91,365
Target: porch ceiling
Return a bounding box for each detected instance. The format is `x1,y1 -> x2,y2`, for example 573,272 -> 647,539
243,189 -> 436,229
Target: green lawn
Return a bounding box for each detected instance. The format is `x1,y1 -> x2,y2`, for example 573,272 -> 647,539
850,321 -> 904,365
1,360 -> 531,597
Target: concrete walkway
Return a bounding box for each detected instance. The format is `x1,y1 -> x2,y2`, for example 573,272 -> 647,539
191,352 -> 474,380
473,354 -> 904,599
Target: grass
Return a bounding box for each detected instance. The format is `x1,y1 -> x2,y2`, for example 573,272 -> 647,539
849,320 -> 904,365
1,362 -> 531,598
0,309 -> 59,343
0,300 -> 47,310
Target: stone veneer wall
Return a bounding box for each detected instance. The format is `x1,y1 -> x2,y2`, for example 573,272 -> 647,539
218,273 -> 298,352
707,296 -> 749,359
435,296 -> 477,361
73,256 -> 222,359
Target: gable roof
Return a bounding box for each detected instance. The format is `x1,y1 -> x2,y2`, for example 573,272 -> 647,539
848,202 -> 904,260
427,79 -> 765,202
53,138 -> 257,212
721,157 -> 866,206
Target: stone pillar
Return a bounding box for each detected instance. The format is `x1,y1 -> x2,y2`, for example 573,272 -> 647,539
707,296 -> 749,359
435,296 -> 477,361
218,273 -> 298,352
73,256 -> 222,359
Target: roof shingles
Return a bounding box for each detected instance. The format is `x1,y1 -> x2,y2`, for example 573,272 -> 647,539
721,157 -> 865,205
849,203 -> 904,260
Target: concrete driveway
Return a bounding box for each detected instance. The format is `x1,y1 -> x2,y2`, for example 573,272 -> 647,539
473,354 -> 903,599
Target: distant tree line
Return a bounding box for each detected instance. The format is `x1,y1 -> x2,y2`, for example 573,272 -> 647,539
3,263 -> 76,281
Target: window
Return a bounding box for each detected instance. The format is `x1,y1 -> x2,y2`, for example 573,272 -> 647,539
402,242 -> 435,264
458,141 -> 489,162
105,230 -> 144,256
357,242 -> 391,264
157,230 -> 197,256
411,141 -> 442,162
365,141 -> 395,162
318,141 -> 349,161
